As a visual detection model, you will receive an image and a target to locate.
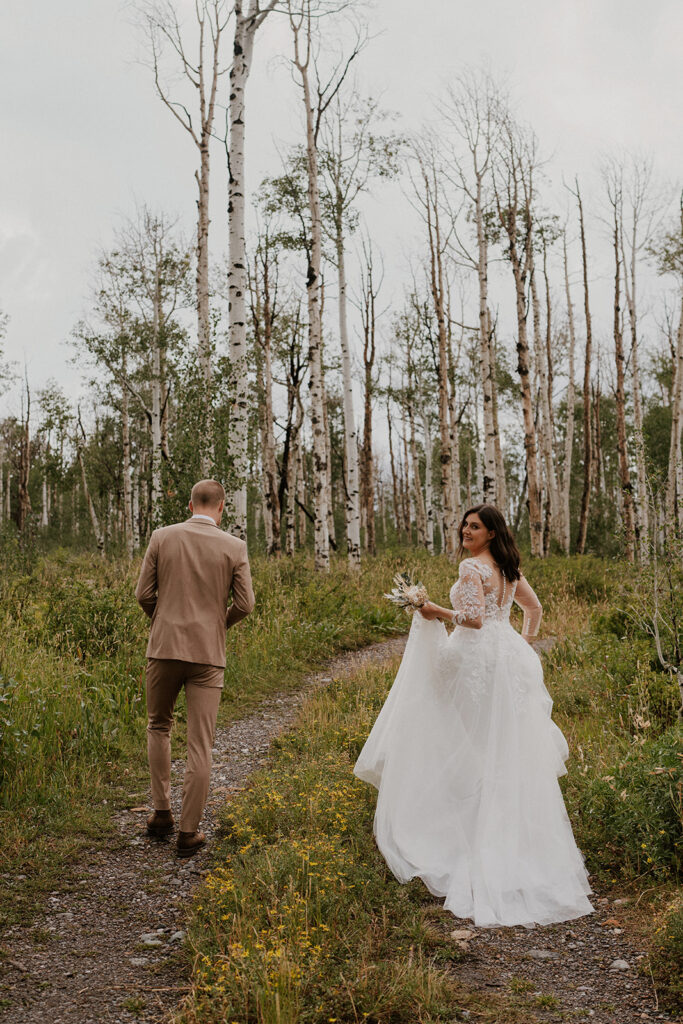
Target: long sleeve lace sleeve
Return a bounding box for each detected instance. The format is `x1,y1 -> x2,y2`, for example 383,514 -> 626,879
514,575 -> 543,639
451,561 -> 485,627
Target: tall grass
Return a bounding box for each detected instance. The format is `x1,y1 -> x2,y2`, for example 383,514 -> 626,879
177,553 -> 682,1022
178,664 -> 534,1024
0,547 -> 456,926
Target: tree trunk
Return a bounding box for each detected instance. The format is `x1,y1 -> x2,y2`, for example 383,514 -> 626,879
611,204 -> 635,560
291,19 -> 329,570
121,354 -> 134,558
622,211 -> 649,558
666,296 -> 683,531
560,233 -> 576,553
150,270 -> 163,526
77,444 -> 104,557
530,260 -> 557,551
476,205 -> 497,505
387,401 -> 404,543
423,166 -> 457,559
336,232 -> 361,566
321,375 -> 336,550
226,1 -> 277,534
419,405 -> 435,554
408,401 -> 427,547
17,381 -> 31,532
575,182 -> 594,554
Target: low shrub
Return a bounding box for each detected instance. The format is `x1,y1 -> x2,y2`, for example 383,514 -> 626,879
648,894 -> 683,1014
569,724 -> 683,881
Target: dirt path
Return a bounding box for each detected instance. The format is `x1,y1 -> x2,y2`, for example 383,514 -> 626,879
0,637 -> 406,1024
0,635 -> 670,1024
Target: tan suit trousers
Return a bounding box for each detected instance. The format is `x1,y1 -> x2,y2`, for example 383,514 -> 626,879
146,659 -> 223,833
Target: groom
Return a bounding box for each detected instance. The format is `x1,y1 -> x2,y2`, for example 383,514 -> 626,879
135,479 -> 255,857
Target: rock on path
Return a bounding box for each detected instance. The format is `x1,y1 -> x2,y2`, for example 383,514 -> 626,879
0,637 -> 406,1024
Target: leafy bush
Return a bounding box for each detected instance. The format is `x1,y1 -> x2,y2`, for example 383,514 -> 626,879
649,895 -> 683,1014
570,724 -> 683,881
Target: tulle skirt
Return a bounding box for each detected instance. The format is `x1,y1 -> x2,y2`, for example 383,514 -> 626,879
354,613 -> 594,928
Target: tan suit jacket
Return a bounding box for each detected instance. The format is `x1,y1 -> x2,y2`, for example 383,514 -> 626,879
135,518 -> 255,671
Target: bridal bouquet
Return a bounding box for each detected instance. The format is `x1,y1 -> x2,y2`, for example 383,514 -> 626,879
384,571 -> 429,613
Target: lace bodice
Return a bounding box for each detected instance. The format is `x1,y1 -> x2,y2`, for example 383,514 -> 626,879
449,558 -> 542,638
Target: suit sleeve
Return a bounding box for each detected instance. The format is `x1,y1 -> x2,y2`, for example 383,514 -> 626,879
135,531 -> 159,619
226,541 -> 256,629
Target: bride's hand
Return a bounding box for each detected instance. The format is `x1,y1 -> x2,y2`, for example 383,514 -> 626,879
419,601 -> 440,620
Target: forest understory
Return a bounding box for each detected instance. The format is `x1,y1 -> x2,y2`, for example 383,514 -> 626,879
0,548 -> 681,1023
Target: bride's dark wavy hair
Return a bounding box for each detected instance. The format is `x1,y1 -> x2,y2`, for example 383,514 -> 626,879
457,503 -> 522,581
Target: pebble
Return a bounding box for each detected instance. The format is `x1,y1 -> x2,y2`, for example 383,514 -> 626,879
129,957 -> 148,967
528,948 -> 557,960
170,930 -> 186,943
451,928 -> 476,940
609,958 -> 631,971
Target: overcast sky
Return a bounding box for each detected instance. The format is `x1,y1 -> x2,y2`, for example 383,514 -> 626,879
1,0 -> 682,419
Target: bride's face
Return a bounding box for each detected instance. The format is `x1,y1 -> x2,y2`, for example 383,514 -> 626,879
461,513 -> 495,554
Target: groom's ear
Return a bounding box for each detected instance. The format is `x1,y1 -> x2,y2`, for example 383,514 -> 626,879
189,500 -> 194,514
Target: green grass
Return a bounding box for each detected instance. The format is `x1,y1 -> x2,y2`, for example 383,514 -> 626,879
175,553 -> 682,1023
177,662 -> 540,1024
0,547 -> 459,928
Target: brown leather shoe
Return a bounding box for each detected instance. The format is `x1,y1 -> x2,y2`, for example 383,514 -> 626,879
146,809 -> 175,837
176,830 -> 206,858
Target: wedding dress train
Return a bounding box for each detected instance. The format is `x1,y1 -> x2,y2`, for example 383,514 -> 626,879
354,558 -> 594,928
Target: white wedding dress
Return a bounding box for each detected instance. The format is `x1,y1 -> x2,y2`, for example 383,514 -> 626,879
354,557 -> 594,928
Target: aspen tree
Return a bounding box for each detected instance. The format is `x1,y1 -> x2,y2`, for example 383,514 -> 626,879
248,230 -> 281,554
493,116 -> 543,556
143,0 -> 228,470
561,230 -> 576,553
409,140 -> 458,558
226,0 -> 279,538
442,70 -> 502,506
287,0 -> 361,570
572,179 -> 594,555
76,408 -> 105,557
604,164 -> 636,560
621,157 -> 655,558
359,241 -> 380,555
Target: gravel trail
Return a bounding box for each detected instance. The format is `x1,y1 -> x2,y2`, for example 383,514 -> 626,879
0,634 -> 670,1024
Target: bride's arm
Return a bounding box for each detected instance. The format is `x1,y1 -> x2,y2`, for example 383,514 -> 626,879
419,598 -> 479,622
514,575 -> 543,643
420,564 -> 485,629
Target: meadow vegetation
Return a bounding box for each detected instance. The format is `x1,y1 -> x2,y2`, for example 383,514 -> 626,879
176,552 -> 682,1021
1,536 -> 681,1013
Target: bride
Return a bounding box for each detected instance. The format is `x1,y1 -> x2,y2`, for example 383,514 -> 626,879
354,504 -> 594,928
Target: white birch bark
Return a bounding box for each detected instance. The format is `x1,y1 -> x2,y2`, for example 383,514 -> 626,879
561,232 -> 576,554
666,296 -> 683,529
620,161 -> 652,559
419,404 -> 435,554
336,237 -> 361,566
226,0 -> 278,535
120,356 -> 134,557
144,1 -> 227,472
530,255 -> 559,543
289,2 -> 329,570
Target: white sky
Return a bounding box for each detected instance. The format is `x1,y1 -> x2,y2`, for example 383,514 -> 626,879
1,0 -> 682,421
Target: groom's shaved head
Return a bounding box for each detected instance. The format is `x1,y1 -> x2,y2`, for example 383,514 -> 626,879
191,479 -> 225,508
